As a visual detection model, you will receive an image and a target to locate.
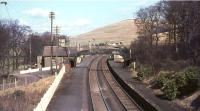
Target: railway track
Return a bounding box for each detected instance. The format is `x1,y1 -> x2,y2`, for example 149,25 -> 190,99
89,56 -> 142,111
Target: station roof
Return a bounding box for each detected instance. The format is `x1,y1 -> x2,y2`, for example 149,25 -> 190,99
43,46 -> 77,57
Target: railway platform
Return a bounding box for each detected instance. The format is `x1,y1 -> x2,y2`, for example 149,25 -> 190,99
47,57 -> 94,111
108,60 -> 186,111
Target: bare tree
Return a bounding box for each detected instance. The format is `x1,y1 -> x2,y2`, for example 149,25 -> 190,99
131,1 -> 200,72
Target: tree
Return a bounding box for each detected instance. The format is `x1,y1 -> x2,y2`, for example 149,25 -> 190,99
131,1 -> 200,74
0,20 -> 31,75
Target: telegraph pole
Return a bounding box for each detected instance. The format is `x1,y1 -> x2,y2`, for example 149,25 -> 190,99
49,12 -> 55,75
54,25 -> 60,72
54,26 -> 60,46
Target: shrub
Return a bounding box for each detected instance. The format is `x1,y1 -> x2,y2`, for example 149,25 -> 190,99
13,90 -> 25,97
154,71 -> 183,100
155,67 -> 200,99
185,67 -> 200,79
137,64 -> 153,80
174,72 -> 187,88
162,79 -> 179,100
154,73 -> 169,88
183,67 -> 200,93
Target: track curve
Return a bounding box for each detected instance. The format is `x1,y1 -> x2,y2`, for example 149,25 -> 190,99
89,55 -> 142,111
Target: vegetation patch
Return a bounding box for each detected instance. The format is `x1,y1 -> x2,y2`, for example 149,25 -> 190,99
0,76 -> 54,111
136,64 -> 153,81
152,67 -> 200,100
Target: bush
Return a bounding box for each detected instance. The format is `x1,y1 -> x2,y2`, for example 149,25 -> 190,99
183,67 -> 200,93
162,79 -> 179,100
185,67 -> 200,79
12,90 -> 25,100
137,64 -> 153,80
155,72 -> 181,100
155,73 -> 169,88
174,72 -> 187,88
155,67 -> 200,100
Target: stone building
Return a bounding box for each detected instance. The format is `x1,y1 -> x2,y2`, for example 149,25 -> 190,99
38,46 -> 78,67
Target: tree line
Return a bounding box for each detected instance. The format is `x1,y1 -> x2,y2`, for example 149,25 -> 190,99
131,1 -> 200,69
0,20 -> 52,75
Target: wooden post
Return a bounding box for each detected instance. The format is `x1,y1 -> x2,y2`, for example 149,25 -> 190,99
133,62 -> 136,70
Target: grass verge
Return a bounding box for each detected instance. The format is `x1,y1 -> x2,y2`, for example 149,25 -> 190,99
0,76 -> 54,111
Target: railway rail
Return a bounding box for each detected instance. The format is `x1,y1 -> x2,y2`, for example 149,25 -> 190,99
89,56 -> 142,111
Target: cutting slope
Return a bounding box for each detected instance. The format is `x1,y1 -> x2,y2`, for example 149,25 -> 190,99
70,19 -> 138,46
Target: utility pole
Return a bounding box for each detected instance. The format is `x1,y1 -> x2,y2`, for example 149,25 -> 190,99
49,12 -> 55,75
54,26 -> 60,46
54,25 -> 60,73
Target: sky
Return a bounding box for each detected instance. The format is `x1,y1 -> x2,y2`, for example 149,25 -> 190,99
0,0 -> 160,36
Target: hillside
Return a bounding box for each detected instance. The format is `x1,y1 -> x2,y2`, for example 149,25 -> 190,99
70,19 -> 138,46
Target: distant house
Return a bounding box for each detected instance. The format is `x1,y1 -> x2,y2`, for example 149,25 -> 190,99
39,46 -> 78,67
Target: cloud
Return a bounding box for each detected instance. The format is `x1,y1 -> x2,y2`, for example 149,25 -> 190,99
22,8 -> 50,17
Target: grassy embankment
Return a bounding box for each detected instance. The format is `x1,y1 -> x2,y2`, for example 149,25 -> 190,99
0,76 -> 54,111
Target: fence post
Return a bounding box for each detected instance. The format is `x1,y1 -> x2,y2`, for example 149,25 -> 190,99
15,77 -> 17,88
133,62 -> 136,70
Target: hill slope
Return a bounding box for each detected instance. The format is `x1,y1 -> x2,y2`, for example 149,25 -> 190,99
70,19 -> 138,46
